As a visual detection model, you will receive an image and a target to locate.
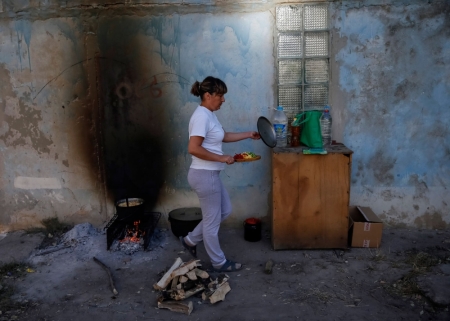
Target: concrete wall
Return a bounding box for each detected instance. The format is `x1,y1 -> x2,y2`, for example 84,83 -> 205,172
330,1 -> 450,228
0,0 -> 448,232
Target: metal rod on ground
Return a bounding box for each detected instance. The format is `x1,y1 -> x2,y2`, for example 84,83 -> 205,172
93,257 -> 119,295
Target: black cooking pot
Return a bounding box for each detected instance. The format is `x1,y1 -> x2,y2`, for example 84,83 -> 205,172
168,207 -> 202,238
115,198 -> 145,220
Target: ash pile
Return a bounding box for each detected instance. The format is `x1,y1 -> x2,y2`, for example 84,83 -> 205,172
153,257 -> 231,315
109,238 -> 143,255
29,222 -> 167,266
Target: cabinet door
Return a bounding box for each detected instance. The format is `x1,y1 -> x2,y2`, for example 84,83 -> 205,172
272,152 -> 351,249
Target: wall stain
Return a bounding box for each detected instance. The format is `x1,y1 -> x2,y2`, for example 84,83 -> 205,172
0,190 -> 39,226
409,174 -> 429,200
414,211 -> 447,229
367,151 -> 395,185
381,206 -> 408,228
394,79 -> 417,101
381,190 -> 393,201
0,64 -> 53,153
418,3 -> 450,35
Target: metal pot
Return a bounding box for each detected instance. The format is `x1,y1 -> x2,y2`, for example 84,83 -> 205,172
115,198 -> 145,220
168,207 -> 202,238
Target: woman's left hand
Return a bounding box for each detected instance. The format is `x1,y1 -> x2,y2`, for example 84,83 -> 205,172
250,131 -> 261,140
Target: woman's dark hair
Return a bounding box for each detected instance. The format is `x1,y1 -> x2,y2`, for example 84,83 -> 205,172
190,76 -> 227,99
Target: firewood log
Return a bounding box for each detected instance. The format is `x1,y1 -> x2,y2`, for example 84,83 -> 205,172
194,268 -> 209,279
153,257 -> 183,290
170,260 -> 201,279
171,276 -> 179,290
185,270 -> 197,281
157,300 -> 193,315
209,282 -> 231,304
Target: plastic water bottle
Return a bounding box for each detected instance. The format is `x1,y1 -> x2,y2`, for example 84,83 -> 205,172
273,106 -> 288,148
320,105 -> 332,147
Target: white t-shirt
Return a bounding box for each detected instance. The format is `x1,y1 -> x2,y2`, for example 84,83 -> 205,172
189,106 -> 225,170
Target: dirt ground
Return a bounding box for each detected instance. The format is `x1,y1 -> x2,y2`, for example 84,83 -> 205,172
1,223 -> 450,321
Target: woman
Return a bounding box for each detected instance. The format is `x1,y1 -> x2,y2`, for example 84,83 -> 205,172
181,76 -> 260,272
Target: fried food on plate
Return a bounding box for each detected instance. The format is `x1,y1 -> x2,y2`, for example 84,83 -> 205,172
234,152 -> 258,160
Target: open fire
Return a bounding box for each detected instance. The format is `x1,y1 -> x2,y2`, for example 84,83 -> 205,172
121,220 -> 145,243
105,210 -> 161,254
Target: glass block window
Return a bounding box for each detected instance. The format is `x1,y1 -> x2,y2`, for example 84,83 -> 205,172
279,86 -> 302,114
279,60 -> 302,84
276,3 -> 329,119
305,32 -> 329,57
278,33 -> 303,58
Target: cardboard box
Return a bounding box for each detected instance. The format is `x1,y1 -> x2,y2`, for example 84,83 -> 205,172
348,206 -> 383,248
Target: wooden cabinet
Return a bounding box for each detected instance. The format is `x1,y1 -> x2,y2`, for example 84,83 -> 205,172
272,145 -> 353,250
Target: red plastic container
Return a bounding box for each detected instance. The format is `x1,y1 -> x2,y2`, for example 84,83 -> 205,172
243,218 -> 262,242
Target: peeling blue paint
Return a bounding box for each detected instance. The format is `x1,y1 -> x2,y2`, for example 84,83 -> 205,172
335,4 -> 450,193
52,19 -> 82,57
14,20 -> 32,71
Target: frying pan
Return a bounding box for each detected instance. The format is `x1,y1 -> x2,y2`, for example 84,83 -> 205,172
257,116 -> 277,148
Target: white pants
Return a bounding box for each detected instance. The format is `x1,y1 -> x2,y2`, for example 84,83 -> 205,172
185,169 -> 231,267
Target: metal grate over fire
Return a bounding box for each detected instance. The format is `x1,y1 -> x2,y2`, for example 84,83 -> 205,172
105,198 -> 161,254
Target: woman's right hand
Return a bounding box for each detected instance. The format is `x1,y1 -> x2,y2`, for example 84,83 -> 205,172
220,155 -> 235,165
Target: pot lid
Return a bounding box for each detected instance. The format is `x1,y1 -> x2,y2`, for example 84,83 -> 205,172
245,217 -> 261,225
169,207 -> 203,221
257,116 -> 276,148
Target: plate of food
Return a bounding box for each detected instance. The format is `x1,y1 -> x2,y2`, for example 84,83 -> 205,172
234,152 -> 261,162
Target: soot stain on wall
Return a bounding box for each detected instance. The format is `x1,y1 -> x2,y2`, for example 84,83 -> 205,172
96,37 -> 165,210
